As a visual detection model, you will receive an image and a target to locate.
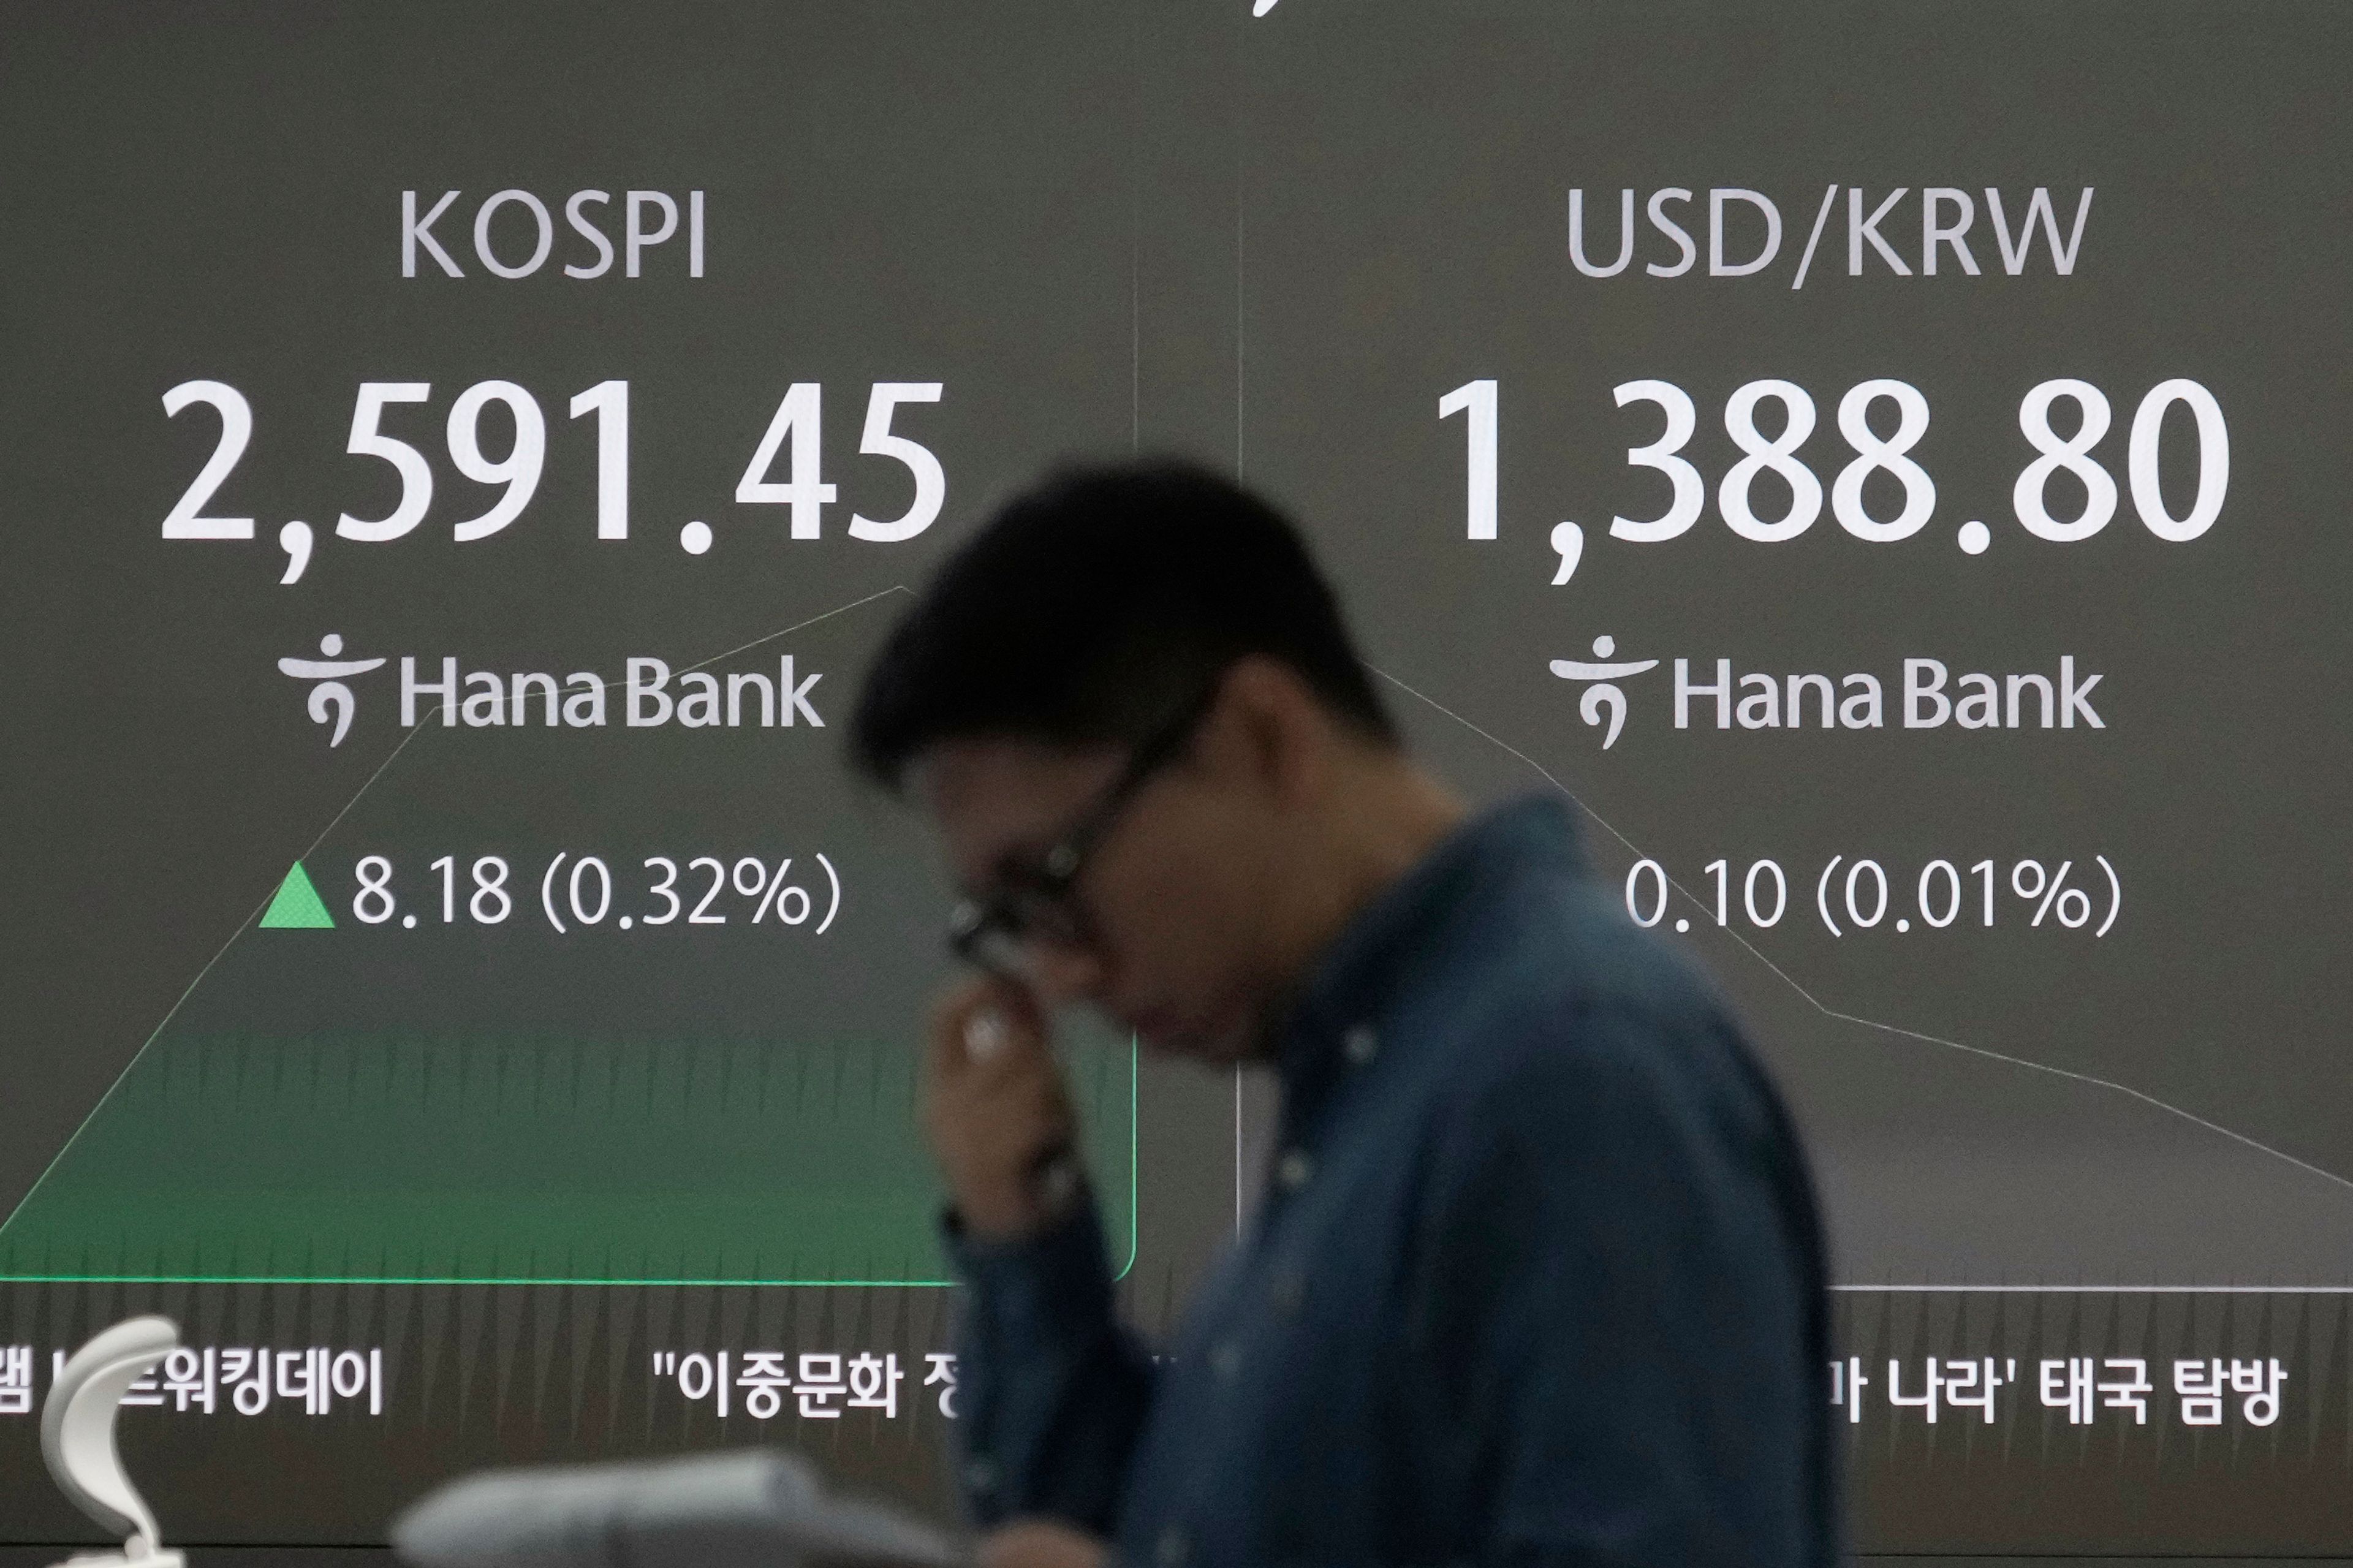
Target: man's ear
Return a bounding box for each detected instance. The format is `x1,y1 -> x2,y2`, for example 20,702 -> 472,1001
1214,656 -> 1330,805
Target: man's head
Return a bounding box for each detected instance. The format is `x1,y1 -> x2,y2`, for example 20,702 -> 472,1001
852,461 -> 1456,1062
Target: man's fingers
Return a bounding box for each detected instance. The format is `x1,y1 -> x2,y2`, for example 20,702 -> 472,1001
931,975 -> 1048,1081
919,975 -> 1080,1241
926,980 -> 1070,1123
962,1007 -> 1010,1061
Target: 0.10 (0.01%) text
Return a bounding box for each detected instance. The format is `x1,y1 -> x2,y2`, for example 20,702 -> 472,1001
1627,854 -> 2120,938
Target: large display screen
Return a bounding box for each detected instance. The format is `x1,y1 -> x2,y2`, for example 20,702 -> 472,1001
5,3 -> 2349,1556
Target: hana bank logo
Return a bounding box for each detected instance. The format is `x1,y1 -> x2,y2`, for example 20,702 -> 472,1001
1548,645 -> 2107,749
279,633 -> 387,748
275,635 -> 829,748
1548,635 -> 1659,750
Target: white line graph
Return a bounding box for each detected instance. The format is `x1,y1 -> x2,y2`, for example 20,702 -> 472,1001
1370,665 -> 2353,1294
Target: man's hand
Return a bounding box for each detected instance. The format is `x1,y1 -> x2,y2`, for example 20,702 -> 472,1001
923,975 -> 1079,1241
976,1519 -> 1109,1568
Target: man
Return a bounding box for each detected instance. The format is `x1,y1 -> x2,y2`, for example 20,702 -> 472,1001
849,461 -> 1838,1568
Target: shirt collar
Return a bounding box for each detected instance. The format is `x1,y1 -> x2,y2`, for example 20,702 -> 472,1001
1272,792 -> 1584,1094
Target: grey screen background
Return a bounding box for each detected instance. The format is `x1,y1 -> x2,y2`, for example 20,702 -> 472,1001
2,2 -> 2348,1558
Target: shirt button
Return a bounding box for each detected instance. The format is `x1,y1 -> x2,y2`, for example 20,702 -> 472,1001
1343,1024 -> 1378,1065
1277,1149 -> 1314,1189
1155,1525 -> 1190,1567
1208,1341 -> 1242,1381
963,1456 -> 998,1493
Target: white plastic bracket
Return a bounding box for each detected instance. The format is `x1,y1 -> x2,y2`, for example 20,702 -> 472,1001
41,1316 -> 185,1568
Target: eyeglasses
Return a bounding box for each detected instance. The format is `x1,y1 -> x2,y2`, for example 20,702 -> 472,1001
946,681 -> 1221,979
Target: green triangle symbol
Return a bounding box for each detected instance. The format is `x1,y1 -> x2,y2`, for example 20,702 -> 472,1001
259,862 -> 335,929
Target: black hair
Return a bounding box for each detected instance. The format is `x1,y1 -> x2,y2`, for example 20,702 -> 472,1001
849,459 -> 1397,786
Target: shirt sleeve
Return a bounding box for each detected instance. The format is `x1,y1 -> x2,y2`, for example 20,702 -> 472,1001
943,1187 -> 1159,1534
1406,1000 -> 1836,1568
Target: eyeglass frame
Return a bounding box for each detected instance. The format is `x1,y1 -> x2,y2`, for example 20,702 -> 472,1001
945,678 -> 1224,977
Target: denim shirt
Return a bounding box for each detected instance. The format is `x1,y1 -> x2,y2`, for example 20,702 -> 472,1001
946,795 -> 1838,1567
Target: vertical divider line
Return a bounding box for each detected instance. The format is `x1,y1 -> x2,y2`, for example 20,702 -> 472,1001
1234,0 -> 1246,482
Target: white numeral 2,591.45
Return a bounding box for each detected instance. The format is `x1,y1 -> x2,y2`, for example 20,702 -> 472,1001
159,378 -> 948,561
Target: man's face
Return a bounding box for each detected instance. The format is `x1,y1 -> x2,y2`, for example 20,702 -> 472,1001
915,721 -> 1287,1064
